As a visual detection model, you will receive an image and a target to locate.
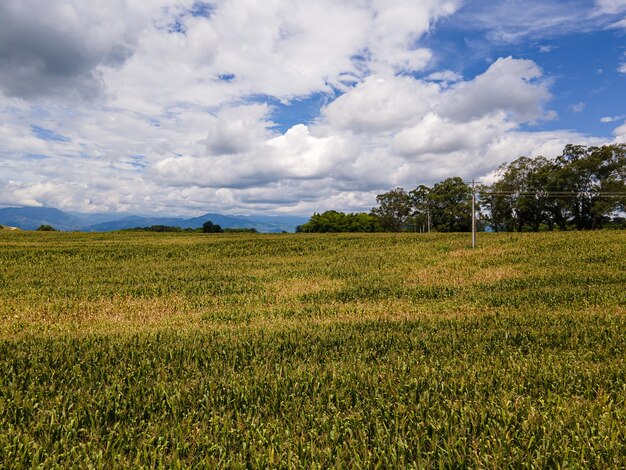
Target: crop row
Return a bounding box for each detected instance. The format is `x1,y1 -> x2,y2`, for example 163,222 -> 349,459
2,313 -> 626,468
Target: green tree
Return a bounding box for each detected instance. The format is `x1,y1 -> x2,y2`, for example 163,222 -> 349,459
554,144 -> 626,230
429,177 -> 472,232
481,156 -> 557,232
370,187 -> 412,232
298,211 -> 381,233
223,228 -> 258,233
36,224 -> 57,231
202,220 -> 223,233
408,185 -> 432,232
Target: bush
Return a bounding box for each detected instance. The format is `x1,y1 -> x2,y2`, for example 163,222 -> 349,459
223,228 -> 258,233
36,224 -> 57,231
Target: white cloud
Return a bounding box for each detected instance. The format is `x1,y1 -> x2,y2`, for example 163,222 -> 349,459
204,104 -> 273,155
0,1 -> 614,216
436,57 -> 552,123
619,63 -> 626,74
601,115 -> 625,123
393,113 -> 514,156
456,1 -> 602,43
321,75 -> 440,133
425,70 -> 463,83
569,102 -> 586,113
154,123 -> 352,190
613,121 -> 626,142
594,0 -> 626,14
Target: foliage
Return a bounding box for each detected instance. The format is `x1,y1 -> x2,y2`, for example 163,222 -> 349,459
368,179 -> 473,233
481,144 -> 626,231
298,211 -> 381,232
481,156 -> 557,232
124,225 -> 196,233
36,224 -> 58,231
428,177 -> 472,232
1,231 -> 626,467
554,144 -> 626,229
202,220 -> 224,233
370,187 -> 413,231
408,184 -> 432,232
223,228 -> 258,233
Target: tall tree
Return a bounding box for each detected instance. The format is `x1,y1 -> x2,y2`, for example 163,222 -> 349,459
481,156 -> 557,232
409,185 -> 432,232
554,144 -> 626,230
370,187 -> 412,232
429,177 -> 472,232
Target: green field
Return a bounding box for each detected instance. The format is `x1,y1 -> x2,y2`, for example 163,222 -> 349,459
1,231 -> 625,467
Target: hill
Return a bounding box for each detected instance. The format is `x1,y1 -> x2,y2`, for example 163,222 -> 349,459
0,207 -> 86,231
0,206 -> 308,233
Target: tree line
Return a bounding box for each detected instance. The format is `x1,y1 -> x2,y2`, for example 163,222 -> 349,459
123,221 -> 258,233
297,144 -> 626,233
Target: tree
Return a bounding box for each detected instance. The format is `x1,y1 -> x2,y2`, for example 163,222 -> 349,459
480,144 -> 626,231
36,224 -> 57,231
481,156 -> 557,232
370,187 -> 412,232
298,211 -> 381,233
429,177 -> 472,232
202,220 -> 223,233
409,185 -> 432,232
554,144 -> 626,230
223,228 -> 258,233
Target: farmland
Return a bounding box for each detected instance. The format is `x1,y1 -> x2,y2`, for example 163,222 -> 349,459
1,231 -> 625,467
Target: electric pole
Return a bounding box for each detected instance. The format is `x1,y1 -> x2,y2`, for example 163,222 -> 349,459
471,179 -> 476,249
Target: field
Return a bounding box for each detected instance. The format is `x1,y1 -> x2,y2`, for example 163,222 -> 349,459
1,230 -> 625,468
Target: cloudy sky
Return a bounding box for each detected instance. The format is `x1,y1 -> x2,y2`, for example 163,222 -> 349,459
1,0 -> 625,216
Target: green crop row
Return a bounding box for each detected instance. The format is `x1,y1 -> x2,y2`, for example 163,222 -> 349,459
2,314 -> 626,468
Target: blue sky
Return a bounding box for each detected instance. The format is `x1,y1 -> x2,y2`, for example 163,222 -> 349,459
0,0 -> 625,215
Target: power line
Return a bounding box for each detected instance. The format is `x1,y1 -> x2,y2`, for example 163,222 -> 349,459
478,192 -> 626,198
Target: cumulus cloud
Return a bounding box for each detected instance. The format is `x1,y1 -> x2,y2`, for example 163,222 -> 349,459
156,123 -> 352,190
392,113 -> 514,156
425,70 -> 463,83
321,75 -> 440,133
0,0 -> 613,216
613,121 -> 626,142
0,0 -> 173,99
204,104 -> 273,155
436,57 -> 552,123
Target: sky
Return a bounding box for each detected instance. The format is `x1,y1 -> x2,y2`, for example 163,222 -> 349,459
1,0 -> 625,216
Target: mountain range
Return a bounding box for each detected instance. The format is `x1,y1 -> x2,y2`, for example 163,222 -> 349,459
0,206 -> 309,233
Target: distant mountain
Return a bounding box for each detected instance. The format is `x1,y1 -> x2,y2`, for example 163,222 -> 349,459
66,211 -> 132,225
230,215 -> 309,232
182,213 -> 308,232
0,207 -> 86,231
0,206 -> 309,233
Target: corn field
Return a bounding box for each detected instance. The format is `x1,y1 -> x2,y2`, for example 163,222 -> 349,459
1,231 -> 625,467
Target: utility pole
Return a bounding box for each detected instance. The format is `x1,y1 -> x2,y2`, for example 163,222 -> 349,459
471,179 -> 476,249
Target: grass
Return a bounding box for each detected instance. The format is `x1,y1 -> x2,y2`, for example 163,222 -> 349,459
0,231 -> 625,467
